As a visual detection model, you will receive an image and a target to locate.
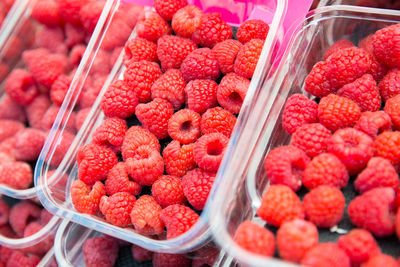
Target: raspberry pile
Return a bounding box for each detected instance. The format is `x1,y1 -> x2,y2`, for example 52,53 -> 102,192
234,23 -> 400,266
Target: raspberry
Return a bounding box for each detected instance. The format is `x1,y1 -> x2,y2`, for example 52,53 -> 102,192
77,143 -> 118,184
324,40 -> 355,61
0,200 -> 9,226
348,187 -> 395,237
91,50 -> 112,76
100,192 -> 136,227
101,18 -> 132,50
0,137 -> 16,160
301,243 -> 351,267
239,19 -> 270,44
92,118 -> 127,154
82,236 -> 119,267
318,94 -> 361,132
6,251 -> 40,267
182,168 -> 215,210
75,108 -> 90,130
359,34 -> 374,54
355,111 -> 392,138
1,246 -> 13,264
151,69 -> 186,110
0,120 -> 24,143
131,245 -> 153,262
160,204 -> 199,239
282,94 -> 318,135
5,69 -> 39,105
71,180 -> 105,215
264,145 -> 310,191
373,24 -> 400,69
123,60 -> 162,103
69,44 -> 86,66
171,5 -> 203,38
49,130 -> 76,167
365,254 -> 400,267
337,229 -> 380,266
130,195 -> 164,235
154,0 -> 187,21
152,253 -> 191,267
14,128 -> 46,161
152,175 -> 186,208
79,1 -> 104,33
123,38 -> 158,67
121,126 -> 160,160
193,133 -> 228,172
277,219 -> 318,263
369,57 -> 388,83
257,185 -> 305,227
163,140 -> 196,177
217,73 -> 250,114
101,80 -> 138,119
0,95 -> 26,123
180,48 -> 220,82
234,38 -> 264,79
192,245 -> 219,267
212,39 -> 242,74
136,10 -> 171,42
41,104 -> 76,133
65,23 -> 85,48
59,0 -> 88,25
234,220 -> 275,257
385,94 -> 400,130
0,162 -> 33,190
378,69 -> 400,102
50,74 -> 71,106
9,201 -> 41,236
40,209 -> 53,225
184,79 -> 218,114
290,123 -> 332,158
36,27 -> 67,54
23,222 -> 53,255
305,61 -> 336,98
201,107 -> 236,137
157,35 -> 197,71
105,162 -> 142,196
192,12 -> 232,48
374,131 -> 400,168
397,208 -> 400,240
136,98 -> 174,139
31,0 -> 61,26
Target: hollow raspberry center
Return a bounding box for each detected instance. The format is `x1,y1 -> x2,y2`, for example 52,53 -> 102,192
180,120 -> 193,133
229,91 -> 243,105
207,141 -> 223,156
291,166 -> 304,180
344,138 -> 359,148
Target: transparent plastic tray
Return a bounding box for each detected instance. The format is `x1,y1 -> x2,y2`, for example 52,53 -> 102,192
209,5 -> 400,267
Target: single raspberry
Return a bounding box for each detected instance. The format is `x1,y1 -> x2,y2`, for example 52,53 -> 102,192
69,44 -> 86,67
5,69 -> 39,105
31,0 -> 62,26
180,48 -> 220,82
301,243 -> 351,267
0,120 -> 24,143
65,23 -> 85,48
160,204 -> 199,239
217,73 -> 250,114
152,253 -> 191,267
257,185 -> 305,227
79,1 -> 105,33
152,175 -> 186,208
237,19 -> 269,44
123,60 -> 162,103
101,18 -> 132,50
6,251 -> 40,267
323,39 -> 354,60
9,201 -> 41,236
184,79 -> 218,114
290,123 -> 332,158
182,168 -> 215,210
234,220 -> 275,257
234,39 -> 264,79
359,34 -> 374,54
136,10 -> 171,42
385,94 -> 400,130
131,245 -> 153,263
71,180 -> 105,215
50,74 -> 71,106
58,0 -> 89,25
105,162 -> 142,196
157,35 -> 197,71
14,128 -> 46,161
282,94 -> 318,135
0,95 -> 26,123
201,107 -> 236,138
151,69 -> 186,110
91,49 -> 112,76
0,200 -> 9,226
373,24 -> 400,68
123,38 -> 158,67
355,111 -> 392,138
364,254 -> 400,267
35,27 -> 67,54
82,236 -> 119,267
192,245 -> 220,267
378,69 -> 400,102
92,118 -> 127,154
23,222 -> 53,255
121,126 -> 160,160
41,104 -> 77,133
192,12 -> 232,48
374,131 -> 400,168
172,5 -> 203,38
154,0 -> 187,21
130,195 -> 164,235
163,140 -> 196,177
212,39 -> 242,74
305,61 -> 336,98
100,192 -> 136,227
337,229 -> 381,266
0,161 -> 32,190
0,137 -> 16,160
193,133 -> 228,172
101,80 -> 138,119
348,187 -> 395,237
264,145 -> 310,191
75,108 -> 91,130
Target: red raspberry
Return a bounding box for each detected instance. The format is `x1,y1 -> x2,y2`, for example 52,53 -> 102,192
217,73 -> 250,114
373,24 -> 400,69
0,95 -> 26,123
101,80 -> 138,119
58,0 -> 88,25
1,246 -> 13,264
79,1 -> 105,33
154,0 -> 187,21
290,123 -> 332,158
348,187 -> 395,237
157,35 -> 197,71
193,133 -> 228,172
131,245 -> 153,263
0,120 -> 24,143
91,50 -> 112,76
123,60 -> 162,103
318,94 -> 361,132
36,27 -> 67,55
323,39 -> 354,60
50,74 -> 71,106
337,229 -> 381,266
257,185 -> 305,227
201,107 -> 236,138
355,111 -> 392,138
121,126 -> 160,160
327,128 -> 374,175
0,137 -> 16,160
5,69 -> 39,105
14,128 -> 46,161
152,253 -> 191,267
363,254 -> 400,267
0,200 -> 9,226
9,201 -> 41,236
180,48 -> 220,82
41,104 -> 77,133
237,19 -> 269,44
93,118 -> 127,154
100,192 -> 136,227
151,69 -> 186,110
234,39 -> 264,79
23,222 -> 53,255
397,208 -> 400,240
212,39 -> 242,74
264,145 -> 310,191
182,168 -> 215,210
369,57 -> 388,83
123,38 -> 158,67
378,69 -> 400,102
374,131 -> 400,168
152,175 -> 186,208
163,140 -> 196,177
101,18 -> 132,50
305,61 -> 336,98
282,94 -> 318,135
160,204 -> 199,239
172,5 -> 203,38
65,23 -> 85,48
277,219 -> 318,263
130,195 -> 164,235
75,107 -> 90,130
49,130 -> 76,167
192,12 -> 232,48
136,10 -> 171,42
31,0 -> 61,26
105,162 -> 142,196
40,209 -> 53,225
82,236 -> 119,267
385,94 -> 400,130
6,251 -> 40,267
359,34 -> 374,54
301,243 -> 351,267
0,161 -> 32,189
69,44 -> 86,66
25,94 -> 48,129
71,180 -> 105,215
234,220 -> 275,257
192,245 -> 219,267
184,79 -> 218,114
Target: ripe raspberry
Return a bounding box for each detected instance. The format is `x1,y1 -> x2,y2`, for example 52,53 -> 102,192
234,220 -> 275,257
71,180 -> 105,215
101,80 -> 138,119
14,128 -> 46,161
9,201 -> 41,236
152,253 -> 191,267
348,187 -> 395,237
0,95 -> 26,123
305,61 -> 336,98
123,60 -> 162,103
171,5 -> 203,38
58,0 -> 89,25
101,18 -> 132,50
50,74 -> 71,106
130,195 -> 164,235
180,48 -> 220,82
192,245 -> 219,267
192,12 -> 232,48
373,24 -> 400,69
1,246 -> 13,264
123,38 -> 158,67
385,94 -> 400,130
201,107 -> 236,138
100,192 -> 136,227
282,94 -> 318,135
152,175 -> 186,208
290,123 -> 332,158
41,104 -> 77,133
0,200 -> 9,226
324,40 -> 354,60
378,69 -> 400,102
264,145 -> 310,191
121,126 -> 160,160
23,222 -> 53,255
36,27 -> 67,54
301,243 -> 351,267
0,161 -> 33,190
48,130 -> 76,167
157,35 -> 197,71
151,69 -> 186,110
75,108 -> 90,130
154,0 -> 187,21
40,209 -> 53,225
217,73 -> 250,114
234,39 -> 264,79
0,137 -> 16,160
374,131 -> 400,168
163,140 -> 196,177
182,168 -> 215,210
79,1 -> 104,33
92,118 -> 127,154
83,236 -> 119,267
257,185 -> 305,227
185,79 -> 218,114
193,133 -> 228,172
363,254 -> 400,267
131,245 -> 153,263
337,229 -> 380,266
237,19 -> 269,44
160,204 -> 199,239
105,162 -> 142,196
31,0 -> 61,26
65,23 -> 85,48
69,44 -> 86,66
212,39 -> 242,74
5,69 -> 39,105
318,94 -> 361,132
6,251 -> 40,267
136,10 -> 171,42
0,120 -> 24,143
277,219 -> 318,263
355,111 -> 392,138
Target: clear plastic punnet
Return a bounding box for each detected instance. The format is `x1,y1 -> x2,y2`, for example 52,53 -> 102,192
209,5 -> 400,267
